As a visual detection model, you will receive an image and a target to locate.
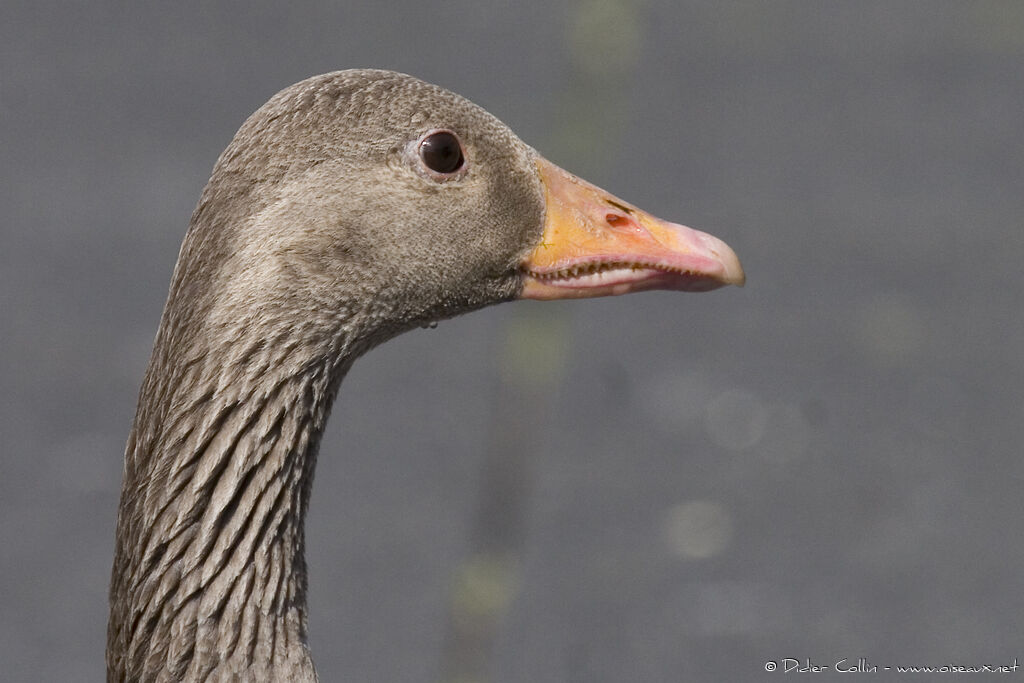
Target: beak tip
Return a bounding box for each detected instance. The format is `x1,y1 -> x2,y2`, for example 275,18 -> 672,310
707,238 -> 745,289
728,264 -> 746,288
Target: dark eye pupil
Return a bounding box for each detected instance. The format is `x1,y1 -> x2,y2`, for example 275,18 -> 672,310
420,132 -> 464,173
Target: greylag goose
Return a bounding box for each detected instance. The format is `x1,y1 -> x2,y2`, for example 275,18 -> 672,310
107,69 -> 744,682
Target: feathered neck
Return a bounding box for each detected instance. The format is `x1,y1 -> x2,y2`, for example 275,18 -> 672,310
106,262 -> 369,681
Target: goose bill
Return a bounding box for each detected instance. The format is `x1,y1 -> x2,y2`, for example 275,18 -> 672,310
520,157 -> 745,300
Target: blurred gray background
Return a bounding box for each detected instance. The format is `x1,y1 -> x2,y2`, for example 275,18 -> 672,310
3,1 -> 1023,681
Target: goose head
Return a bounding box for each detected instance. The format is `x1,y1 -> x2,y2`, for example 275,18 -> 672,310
173,69 -> 742,356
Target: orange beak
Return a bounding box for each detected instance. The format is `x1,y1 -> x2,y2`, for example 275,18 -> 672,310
520,157 -> 745,300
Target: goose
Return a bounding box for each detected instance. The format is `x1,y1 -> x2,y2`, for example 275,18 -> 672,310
107,69 -> 744,682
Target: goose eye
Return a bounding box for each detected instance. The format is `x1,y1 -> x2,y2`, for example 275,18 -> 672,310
418,131 -> 464,174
